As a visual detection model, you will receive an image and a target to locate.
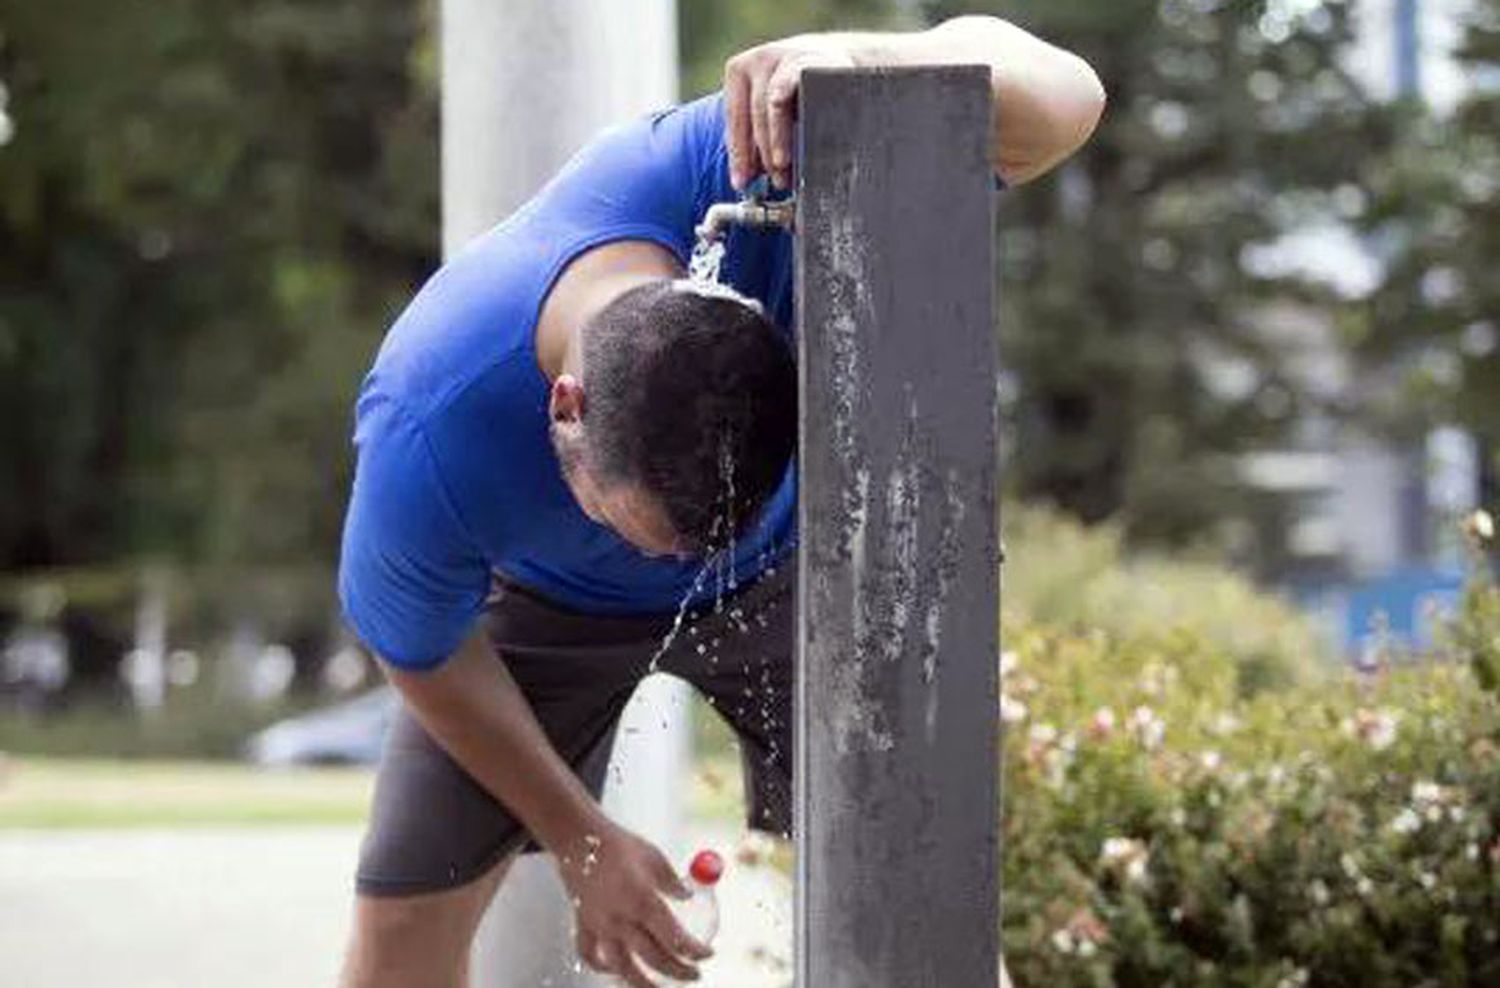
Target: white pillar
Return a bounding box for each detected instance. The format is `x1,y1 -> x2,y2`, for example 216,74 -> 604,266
442,0 -> 678,257
440,3 -> 685,985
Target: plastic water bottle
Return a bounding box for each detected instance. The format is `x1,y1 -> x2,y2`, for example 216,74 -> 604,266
663,849 -> 723,985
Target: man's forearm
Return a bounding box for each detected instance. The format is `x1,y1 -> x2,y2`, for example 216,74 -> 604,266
382,629 -> 604,861
848,17 -> 1106,184
725,17 -> 1104,190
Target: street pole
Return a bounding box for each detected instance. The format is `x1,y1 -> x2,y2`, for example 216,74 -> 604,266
440,3 -> 684,985
794,67 -> 1001,986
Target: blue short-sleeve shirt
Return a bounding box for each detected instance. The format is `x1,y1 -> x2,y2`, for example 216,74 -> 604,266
337,92 -> 796,669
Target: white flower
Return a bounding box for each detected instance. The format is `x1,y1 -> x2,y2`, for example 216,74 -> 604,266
1345,707 -> 1400,751
1200,750 -> 1223,772
1210,712 -> 1242,736
1000,694 -> 1028,725
1417,871 -> 1437,891
1356,877 -> 1374,897
1077,939 -> 1097,958
999,650 -> 1019,679
1088,706 -> 1116,739
1050,928 -> 1077,954
1029,723 -> 1058,746
1100,837 -> 1150,885
1411,780 -> 1443,804
1309,880 -> 1330,906
1277,967 -> 1310,988
1390,808 -> 1421,835
1467,509 -> 1494,541
1127,705 -> 1166,750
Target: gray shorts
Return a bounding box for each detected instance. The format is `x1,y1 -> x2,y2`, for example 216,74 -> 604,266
355,566 -> 793,897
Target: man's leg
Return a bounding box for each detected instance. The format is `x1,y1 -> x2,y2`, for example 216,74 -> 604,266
339,852 -> 513,988
339,578 -> 674,987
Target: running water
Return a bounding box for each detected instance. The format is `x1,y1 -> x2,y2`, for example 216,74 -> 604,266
643,553 -> 717,674
689,234 -> 727,284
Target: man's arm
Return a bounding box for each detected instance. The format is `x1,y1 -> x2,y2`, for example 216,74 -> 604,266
723,15 -> 1106,190
380,631 -> 710,987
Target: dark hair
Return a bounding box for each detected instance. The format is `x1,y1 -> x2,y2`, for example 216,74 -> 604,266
581,280 -> 796,554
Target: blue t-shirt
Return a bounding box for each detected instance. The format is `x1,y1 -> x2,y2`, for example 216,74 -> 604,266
337,92 -> 796,670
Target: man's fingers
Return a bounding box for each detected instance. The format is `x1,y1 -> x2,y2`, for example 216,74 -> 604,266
626,927 -> 699,982
644,894 -> 713,962
766,59 -> 801,189
748,61 -> 774,192
611,942 -> 658,988
723,56 -> 755,190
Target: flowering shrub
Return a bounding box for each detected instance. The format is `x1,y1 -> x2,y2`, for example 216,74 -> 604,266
1002,512 -> 1500,986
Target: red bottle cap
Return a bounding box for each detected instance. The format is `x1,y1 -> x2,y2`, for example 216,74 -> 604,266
689,849 -> 724,886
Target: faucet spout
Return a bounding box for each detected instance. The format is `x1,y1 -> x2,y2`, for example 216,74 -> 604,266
695,197 -> 796,243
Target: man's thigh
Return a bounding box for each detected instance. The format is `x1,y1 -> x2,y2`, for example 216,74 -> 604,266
356,581 -> 668,897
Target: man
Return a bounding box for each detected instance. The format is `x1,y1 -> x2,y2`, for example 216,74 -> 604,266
338,15 -> 1103,988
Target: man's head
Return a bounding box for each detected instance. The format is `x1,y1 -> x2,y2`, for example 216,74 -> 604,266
549,279 -> 796,558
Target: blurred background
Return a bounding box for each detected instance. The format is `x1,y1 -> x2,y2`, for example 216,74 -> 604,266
1,0 -> 1498,985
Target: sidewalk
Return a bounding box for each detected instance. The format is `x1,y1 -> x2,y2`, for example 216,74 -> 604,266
0,823 -> 790,987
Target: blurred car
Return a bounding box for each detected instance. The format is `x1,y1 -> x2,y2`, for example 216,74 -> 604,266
244,687 -> 398,766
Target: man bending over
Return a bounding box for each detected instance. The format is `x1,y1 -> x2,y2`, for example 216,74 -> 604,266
337,16 -> 1103,987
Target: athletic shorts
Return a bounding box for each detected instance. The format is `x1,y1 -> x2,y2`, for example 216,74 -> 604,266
355,565 -> 793,897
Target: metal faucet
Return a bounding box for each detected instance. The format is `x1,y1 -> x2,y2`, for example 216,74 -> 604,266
694,188 -> 796,243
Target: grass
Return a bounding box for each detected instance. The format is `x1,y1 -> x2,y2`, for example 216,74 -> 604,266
0,756 -> 373,829
0,694 -> 770,831
0,711 -> 748,830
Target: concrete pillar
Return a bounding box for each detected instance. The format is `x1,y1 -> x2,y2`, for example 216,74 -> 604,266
794,67 -> 1001,986
440,3 -> 685,985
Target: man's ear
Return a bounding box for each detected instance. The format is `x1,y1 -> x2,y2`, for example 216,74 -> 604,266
550,374 -> 586,425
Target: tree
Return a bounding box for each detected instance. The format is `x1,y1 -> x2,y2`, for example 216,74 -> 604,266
919,0 -> 1390,548
0,0 -> 439,568
1360,0 -> 1500,506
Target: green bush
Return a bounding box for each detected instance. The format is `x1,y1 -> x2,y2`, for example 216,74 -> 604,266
1003,504 -> 1331,695
1002,515 -> 1500,986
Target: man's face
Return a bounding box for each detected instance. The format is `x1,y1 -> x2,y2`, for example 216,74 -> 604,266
551,423 -> 687,559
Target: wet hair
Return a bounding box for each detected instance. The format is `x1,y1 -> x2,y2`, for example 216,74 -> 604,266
579,279 -> 796,554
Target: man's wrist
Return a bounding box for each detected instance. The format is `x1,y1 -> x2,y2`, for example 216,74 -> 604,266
535,797 -> 612,866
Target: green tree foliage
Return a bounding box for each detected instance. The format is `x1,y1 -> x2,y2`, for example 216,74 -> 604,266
1360,0 -> 1500,493
922,0 -> 1389,545
0,0 -> 439,568
0,0 -> 1440,575
679,0 -> 901,97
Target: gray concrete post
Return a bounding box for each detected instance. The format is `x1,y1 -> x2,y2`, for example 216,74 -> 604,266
440,2 -> 685,985
794,67 -> 1001,987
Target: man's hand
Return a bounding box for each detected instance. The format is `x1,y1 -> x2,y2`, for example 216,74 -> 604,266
560,820 -> 712,986
723,35 -> 857,192
381,631 -> 710,984
723,17 -> 1105,190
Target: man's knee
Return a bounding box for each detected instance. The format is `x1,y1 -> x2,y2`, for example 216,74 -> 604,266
341,860 -> 510,988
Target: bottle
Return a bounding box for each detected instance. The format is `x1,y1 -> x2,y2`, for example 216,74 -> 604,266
662,849 -> 723,985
